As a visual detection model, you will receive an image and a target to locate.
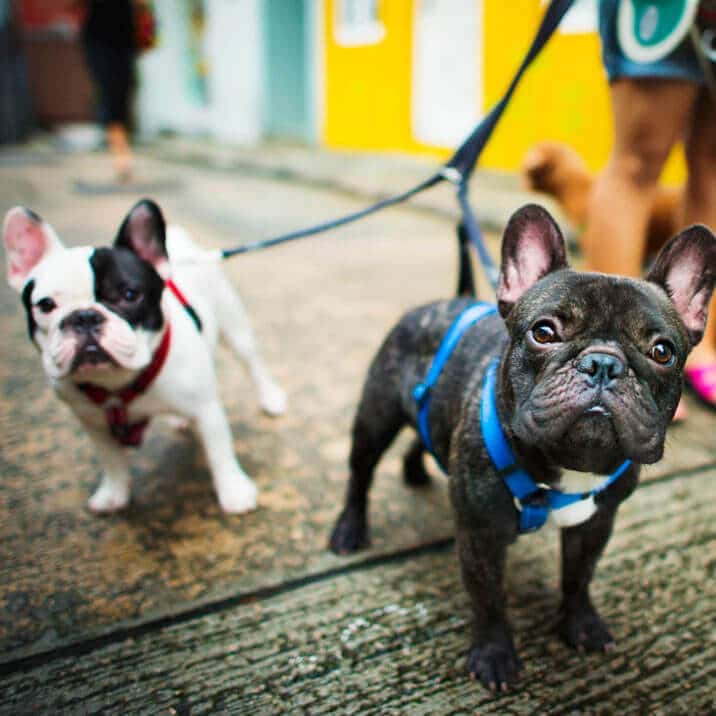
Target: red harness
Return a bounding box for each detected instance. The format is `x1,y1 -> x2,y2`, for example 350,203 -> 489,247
77,324 -> 172,447
75,278 -> 200,447
166,278 -> 202,332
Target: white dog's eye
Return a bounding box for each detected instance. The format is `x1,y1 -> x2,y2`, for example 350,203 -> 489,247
35,297 -> 57,314
122,287 -> 141,302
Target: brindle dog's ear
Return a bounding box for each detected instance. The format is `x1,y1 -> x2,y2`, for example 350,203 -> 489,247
115,198 -> 169,278
646,224 -> 716,346
496,204 -> 569,318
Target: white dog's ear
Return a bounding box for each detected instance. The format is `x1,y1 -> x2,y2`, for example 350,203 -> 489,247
496,204 -> 569,318
646,224 -> 716,346
3,207 -> 64,291
115,198 -> 170,278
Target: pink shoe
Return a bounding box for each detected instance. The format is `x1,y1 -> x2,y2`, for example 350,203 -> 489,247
684,363 -> 716,409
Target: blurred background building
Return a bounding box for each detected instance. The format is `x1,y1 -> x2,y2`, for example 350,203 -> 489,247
5,0 -> 686,181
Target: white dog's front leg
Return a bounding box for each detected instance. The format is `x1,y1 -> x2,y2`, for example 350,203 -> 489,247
194,399 -> 257,514
83,426 -> 132,513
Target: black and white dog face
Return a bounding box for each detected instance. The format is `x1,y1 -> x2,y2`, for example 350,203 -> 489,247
4,200 -> 169,382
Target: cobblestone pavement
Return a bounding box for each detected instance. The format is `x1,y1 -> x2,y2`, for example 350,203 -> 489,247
0,141 -> 714,714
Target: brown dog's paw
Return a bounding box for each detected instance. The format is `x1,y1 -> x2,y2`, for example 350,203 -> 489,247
467,639 -> 523,692
558,605 -> 615,653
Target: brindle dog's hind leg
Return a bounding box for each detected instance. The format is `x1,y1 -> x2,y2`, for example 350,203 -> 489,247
403,436 -> 432,487
329,369 -> 407,554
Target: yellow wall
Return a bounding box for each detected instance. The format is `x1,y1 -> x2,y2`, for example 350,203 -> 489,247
481,2 -> 612,172
324,0 -> 421,152
323,0 -> 686,183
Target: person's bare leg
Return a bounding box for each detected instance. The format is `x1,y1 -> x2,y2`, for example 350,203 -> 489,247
682,89 -> 716,382
106,122 -> 133,182
582,79 -> 697,277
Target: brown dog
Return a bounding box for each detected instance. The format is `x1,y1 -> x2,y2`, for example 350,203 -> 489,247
522,141 -> 681,257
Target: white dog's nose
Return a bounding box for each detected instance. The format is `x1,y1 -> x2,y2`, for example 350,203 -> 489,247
60,309 -> 106,334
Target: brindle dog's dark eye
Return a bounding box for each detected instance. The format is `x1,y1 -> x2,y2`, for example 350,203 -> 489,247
35,297 -> 56,314
122,287 -> 141,302
531,320 -> 559,344
649,341 -> 675,366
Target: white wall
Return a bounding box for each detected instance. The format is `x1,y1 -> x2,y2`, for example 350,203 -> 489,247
136,1 -> 210,136
136,0 -> 264,144
205,0 -> 264,143
306,0 -> 324,143
411,0 -> 482,147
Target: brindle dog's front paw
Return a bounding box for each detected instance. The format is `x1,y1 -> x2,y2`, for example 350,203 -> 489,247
558,604 -> 615,653
329,506 -> 369,554
467,639 -> 523,692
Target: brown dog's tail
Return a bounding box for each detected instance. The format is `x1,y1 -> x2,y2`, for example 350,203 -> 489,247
456,222 -> 476,298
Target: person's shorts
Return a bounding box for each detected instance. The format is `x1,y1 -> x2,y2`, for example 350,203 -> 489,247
599,0 -> 704,83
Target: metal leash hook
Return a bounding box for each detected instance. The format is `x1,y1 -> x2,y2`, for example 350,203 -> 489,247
210,0 -> 576,295
439,167 -> 463,185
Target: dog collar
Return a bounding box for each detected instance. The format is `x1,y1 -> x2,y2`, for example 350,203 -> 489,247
413,302 -> 633,534
77,323 -> 172,447
481,358 -> 633,533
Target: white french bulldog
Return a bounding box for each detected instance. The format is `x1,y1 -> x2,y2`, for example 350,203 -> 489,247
3,198 -> 287,514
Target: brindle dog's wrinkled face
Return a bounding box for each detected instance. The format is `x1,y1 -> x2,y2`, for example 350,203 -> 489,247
3,200 -> 169,382
502,271 -> 688,472
496,205 -> 716,473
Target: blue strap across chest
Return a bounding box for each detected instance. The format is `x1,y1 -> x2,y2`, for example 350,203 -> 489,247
413,303 -> 632,534
413,302 -> 498,470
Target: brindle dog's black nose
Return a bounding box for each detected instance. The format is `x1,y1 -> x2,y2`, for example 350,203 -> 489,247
61,309 -> 106,334
577,352 -> 624,386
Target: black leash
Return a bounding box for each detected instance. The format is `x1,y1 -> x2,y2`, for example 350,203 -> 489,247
222,0 -> 576,291
221,173 -> 443,258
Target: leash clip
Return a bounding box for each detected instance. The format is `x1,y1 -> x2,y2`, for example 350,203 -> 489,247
513,483 -> 551,511
516,486 -> 551,533
440,166 -> 463,185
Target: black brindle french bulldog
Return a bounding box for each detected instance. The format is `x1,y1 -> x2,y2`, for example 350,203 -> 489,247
329,204 -> 716,691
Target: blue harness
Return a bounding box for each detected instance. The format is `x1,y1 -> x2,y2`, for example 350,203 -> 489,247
412,303 -> 632,533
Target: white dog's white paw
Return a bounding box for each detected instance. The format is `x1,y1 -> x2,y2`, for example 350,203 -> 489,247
259,382 -> 287,417
217,475 -> 258,514
88,476 -> 130,513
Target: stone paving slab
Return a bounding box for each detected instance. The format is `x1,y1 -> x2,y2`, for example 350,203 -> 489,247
1,147 -> 715,673
2,467 -> 714,715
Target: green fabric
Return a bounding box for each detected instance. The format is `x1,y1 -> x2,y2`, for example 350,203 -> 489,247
628,0 -> 691,47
